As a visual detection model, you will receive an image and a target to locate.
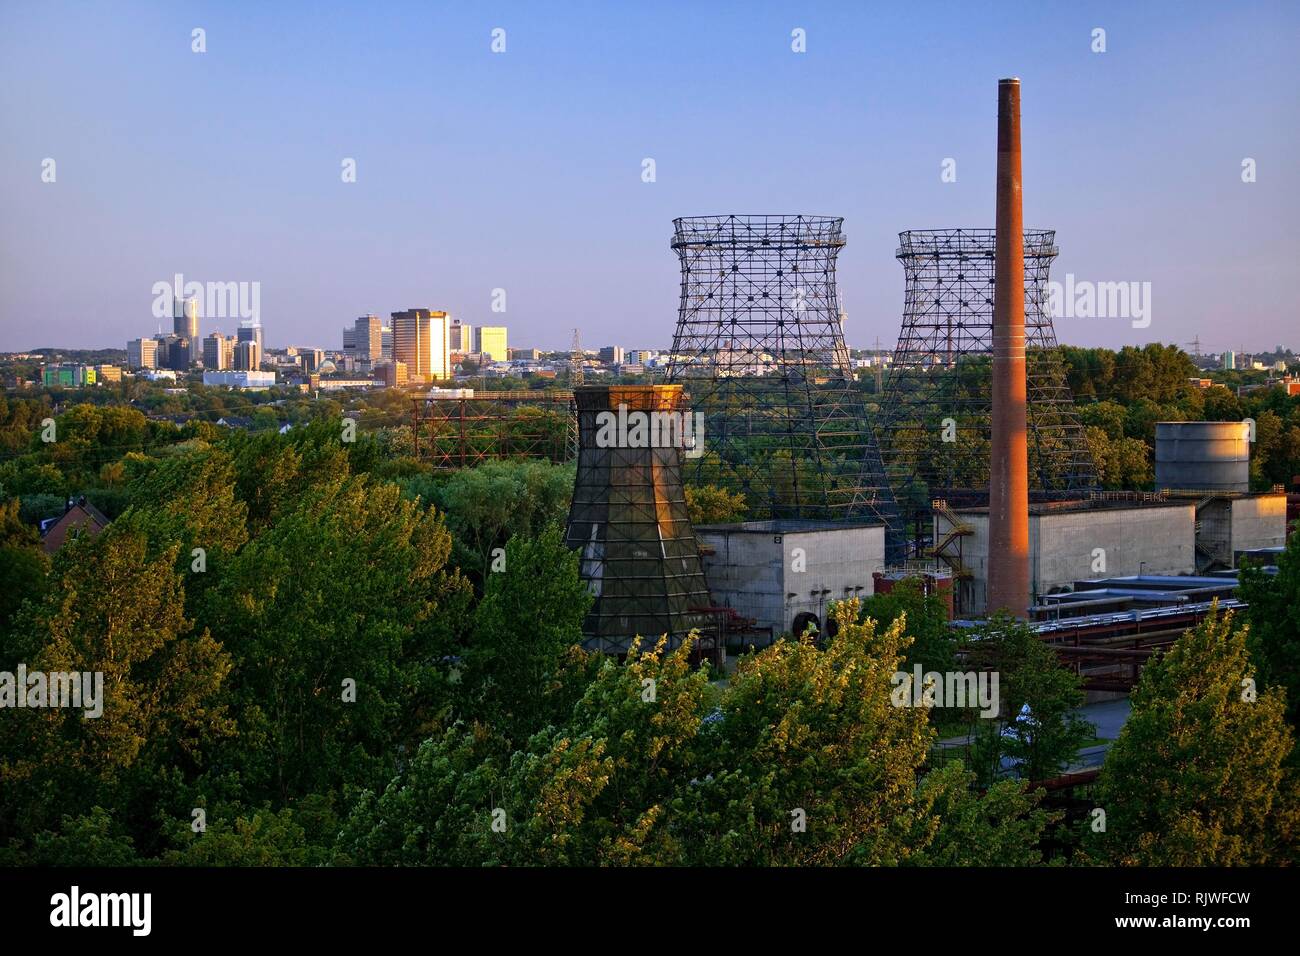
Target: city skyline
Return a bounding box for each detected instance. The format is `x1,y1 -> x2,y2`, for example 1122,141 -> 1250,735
2,1 -> 1298,354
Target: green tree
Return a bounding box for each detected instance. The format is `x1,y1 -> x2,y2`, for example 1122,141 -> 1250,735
685,484 -> 748,525
441,460 -> 574,581
967,614 -> 1094,785
905,761 -> 1057,866
671,601 -> 934,866
860,576 -> 954,674
0,525 -> 234,845
202,473 -> 470,802
461,525 -> 595,747
1087,610 -> 1299,865
1239,533 -> 1300,727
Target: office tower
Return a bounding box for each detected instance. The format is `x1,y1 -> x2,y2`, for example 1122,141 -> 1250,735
155,334 -> 189,371
234,339 -> 261,371
1223,351 -> 1238,370
342,327 -> 358,353
449,318 -> 473,353
127,337 -> 158,370
301,349 -> 325,373
598,346 -> 625,365
173,296 -> 199,364
391,309 -> 451,382
203,333 -> 234,370
354,315 -> 382,364
237,320 -> 264,355
381,326 -> 393,360
475,325 -> 507,362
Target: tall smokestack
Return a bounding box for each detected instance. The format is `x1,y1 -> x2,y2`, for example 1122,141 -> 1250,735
988,77 -> 1030,617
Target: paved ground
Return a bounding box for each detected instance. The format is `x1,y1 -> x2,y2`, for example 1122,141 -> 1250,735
937,696 -> 1134,772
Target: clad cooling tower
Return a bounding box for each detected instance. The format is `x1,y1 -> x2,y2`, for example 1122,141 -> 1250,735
564,384 -> 715,654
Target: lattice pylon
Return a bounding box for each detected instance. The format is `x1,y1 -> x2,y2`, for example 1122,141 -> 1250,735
664,214 -> 898,529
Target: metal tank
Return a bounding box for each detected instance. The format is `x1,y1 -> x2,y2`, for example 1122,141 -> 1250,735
1154,421 -> 1250,492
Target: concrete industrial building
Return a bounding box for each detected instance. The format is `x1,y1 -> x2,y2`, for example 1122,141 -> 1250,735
694,520 -> 887,639
932,491 -> 1286,615
934,498 -> 1197,615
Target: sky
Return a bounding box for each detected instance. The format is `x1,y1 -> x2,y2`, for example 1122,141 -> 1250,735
1,0 -> 1297,355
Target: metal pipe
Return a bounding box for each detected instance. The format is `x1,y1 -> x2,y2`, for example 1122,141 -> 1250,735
988,77 -> 1030,617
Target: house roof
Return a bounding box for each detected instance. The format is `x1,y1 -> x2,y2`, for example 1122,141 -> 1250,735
40,501 -> 110,554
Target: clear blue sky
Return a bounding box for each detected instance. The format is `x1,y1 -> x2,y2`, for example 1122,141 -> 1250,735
1,0 -> 1296,354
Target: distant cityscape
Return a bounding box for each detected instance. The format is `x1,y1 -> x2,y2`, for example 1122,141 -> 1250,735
5,301 -> 1298,401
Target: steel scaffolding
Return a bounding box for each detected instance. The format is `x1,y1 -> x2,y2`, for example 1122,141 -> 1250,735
411,391 -> 576,469
664,214 -> 898,528
878,228 -> 1096,555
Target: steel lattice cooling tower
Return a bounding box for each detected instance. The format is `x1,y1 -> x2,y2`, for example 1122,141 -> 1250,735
664,214 -> 898,529
877,225 -> 1096,562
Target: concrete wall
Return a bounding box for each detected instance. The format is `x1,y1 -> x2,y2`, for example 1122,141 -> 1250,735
937,504 -> 1196,615
1033,505 -> 1196,599
696,523 -> 885,636
1230,494 -> 1288,558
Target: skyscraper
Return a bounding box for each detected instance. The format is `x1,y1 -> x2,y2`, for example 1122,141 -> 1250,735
173,296 -> 199,366
355,315 -> 382,365
237,320 -> 264,355
391,309 -> 451,382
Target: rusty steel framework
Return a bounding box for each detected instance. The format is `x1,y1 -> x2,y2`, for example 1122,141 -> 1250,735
878,228 -> 1095,555
664,214 -> 897,527
411,391 -> 576,469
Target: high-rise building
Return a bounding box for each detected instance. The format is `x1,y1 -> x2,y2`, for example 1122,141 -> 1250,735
234,339 -> 261,371
449,318 -> 473,353
203,333 -> 234,370
127,337 -> 158,370
391,309 -> 451,382
354,315 -> 382,365
237,320 -> 264,355
599,345 -> 625,365
173,296 -> 199,364
1223,351 -> 1238,370
380,326 -> 393,360
475,325 -> 507,362
155,334 -> 190,371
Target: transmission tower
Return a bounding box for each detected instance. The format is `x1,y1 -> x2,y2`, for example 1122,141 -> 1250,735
568,328 -> 585,386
